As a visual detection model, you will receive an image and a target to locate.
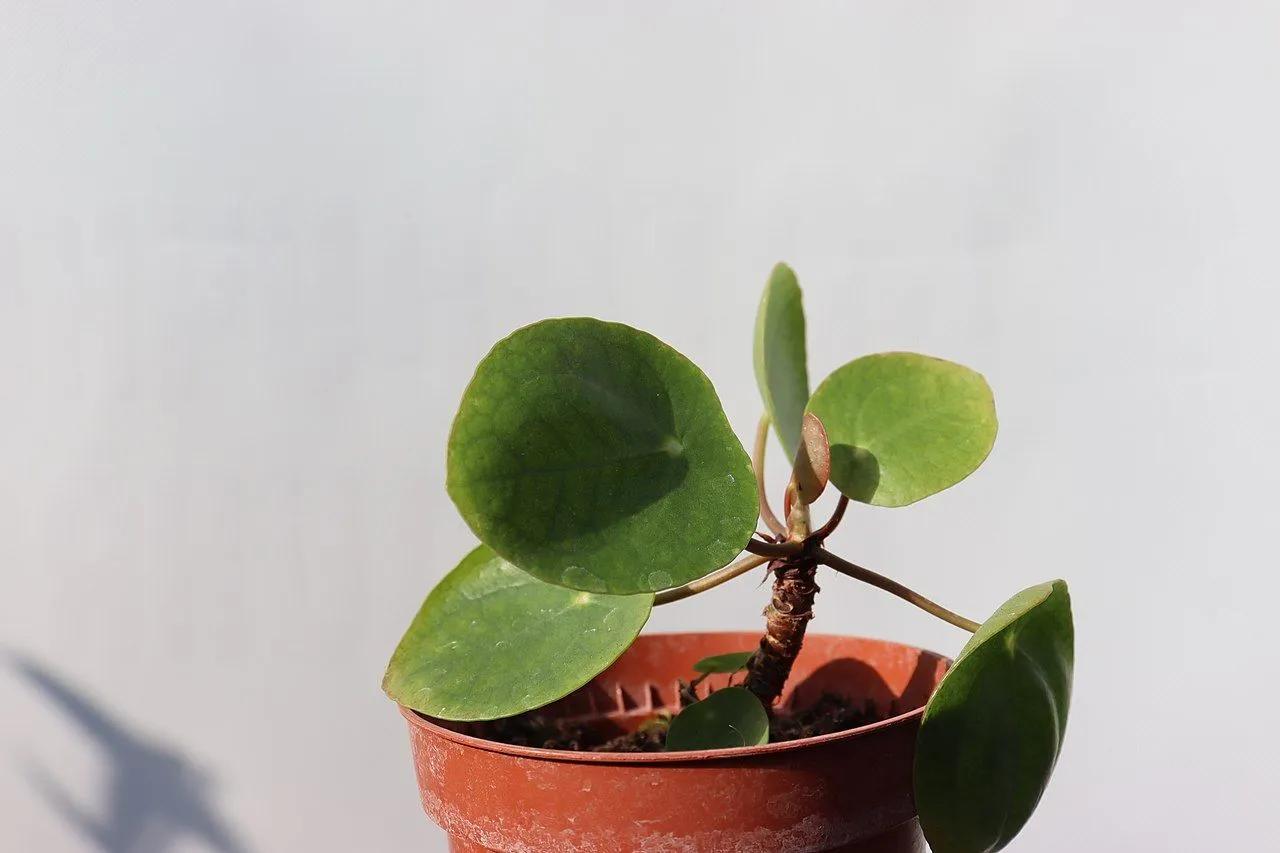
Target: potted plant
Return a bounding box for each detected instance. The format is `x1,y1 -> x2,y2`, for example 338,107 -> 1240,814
383,264 -> 1074,853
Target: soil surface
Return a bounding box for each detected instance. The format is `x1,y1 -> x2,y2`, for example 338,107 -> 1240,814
479,692 -> 886,753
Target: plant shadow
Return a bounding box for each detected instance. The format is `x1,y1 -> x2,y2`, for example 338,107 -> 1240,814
828,445 -> 881,503
787,653 -> 940,718
10,653 -> 251,853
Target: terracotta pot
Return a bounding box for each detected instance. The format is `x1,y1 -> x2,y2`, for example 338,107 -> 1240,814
398,632 -> 948,853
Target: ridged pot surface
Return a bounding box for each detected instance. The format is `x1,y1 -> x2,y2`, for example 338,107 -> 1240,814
400,632 -> 948,853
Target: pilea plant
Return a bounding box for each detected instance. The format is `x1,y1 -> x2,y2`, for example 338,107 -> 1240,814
384,263 -> 1074,853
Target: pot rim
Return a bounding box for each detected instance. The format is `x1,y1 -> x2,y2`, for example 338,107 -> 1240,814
398,631 -> 947,765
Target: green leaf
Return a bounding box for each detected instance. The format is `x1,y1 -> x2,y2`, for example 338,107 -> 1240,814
666,687 -> 770,751
691,651 -> 756,674
447,318 -> 759,594
915,580 -> 1074,853
382,544 -> 653,721
754,263 -> 810,458
806,352 -> 997,507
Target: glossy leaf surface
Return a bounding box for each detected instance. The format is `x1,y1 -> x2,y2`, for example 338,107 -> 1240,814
382,545 -> 652,721
447,318 -> 758,594
915,580 -> 1074,853
807,352 -> 996,507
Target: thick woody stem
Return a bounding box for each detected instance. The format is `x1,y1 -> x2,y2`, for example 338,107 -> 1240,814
743,552 -> 820,708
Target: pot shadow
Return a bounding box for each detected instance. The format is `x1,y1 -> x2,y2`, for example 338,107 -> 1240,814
787,653 -> 942,718
828,445 -> 880,503
10,652 -> 251,853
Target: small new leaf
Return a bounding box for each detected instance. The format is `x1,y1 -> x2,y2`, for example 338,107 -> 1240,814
666,687 -> 770,751
382,545 -> 653,721
791,412 -> 830,506
915,580 -> 1074,853
691,651 -> 756,674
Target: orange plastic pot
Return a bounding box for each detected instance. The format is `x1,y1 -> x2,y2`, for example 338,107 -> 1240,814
398,632 -> 948,853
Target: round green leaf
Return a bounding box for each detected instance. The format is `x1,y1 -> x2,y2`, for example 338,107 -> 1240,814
666,687 -> 770,751
754,263 -> 810,458
692,651 -> 756,674
806,352 -> 997,507
447,318 -> 758,594
915,580 -> 1074,853
382,545 -> 653,721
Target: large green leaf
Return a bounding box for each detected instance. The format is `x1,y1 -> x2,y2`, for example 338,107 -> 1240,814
447,318 -> 758,594
915,580 -> 1074,853
754,263 -> 810,458
382,545 -> 653,721
666,687 -> 770,751
806,352 -> 996,507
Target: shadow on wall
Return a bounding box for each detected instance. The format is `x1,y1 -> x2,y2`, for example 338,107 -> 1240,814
10,653 -> 251,853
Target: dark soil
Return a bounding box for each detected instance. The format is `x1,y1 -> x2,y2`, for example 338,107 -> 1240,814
479,692 -> 886,753
768,693 -> 883,743
479,712 -> 670,753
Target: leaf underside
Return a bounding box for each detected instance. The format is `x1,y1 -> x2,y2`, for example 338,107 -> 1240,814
382,545 -> 653,721
792,412 -> 830,506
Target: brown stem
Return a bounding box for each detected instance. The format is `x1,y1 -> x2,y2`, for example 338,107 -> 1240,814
743,552 -> 820,708
816,548 -> 980,633
744,538 -> 802,559
652,552 -> 771,605
810,494 -> 849,542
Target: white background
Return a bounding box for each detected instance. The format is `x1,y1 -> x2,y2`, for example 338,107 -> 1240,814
3,2 -> 1278,851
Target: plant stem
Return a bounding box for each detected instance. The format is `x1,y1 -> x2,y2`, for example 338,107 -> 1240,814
816,548 -> 980,633
754,414 -> 786,538
744,538 -> 803,559
652,553 -> 772,605
742,552 -> 820,708
784,482 -> 811,542
810,494 -> 849,541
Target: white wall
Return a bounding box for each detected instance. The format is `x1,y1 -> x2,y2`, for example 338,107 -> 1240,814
3,2 -> 1278,850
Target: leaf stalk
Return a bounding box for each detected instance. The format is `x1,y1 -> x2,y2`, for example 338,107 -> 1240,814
753,414 -> 786,538
653,553 -> 772,606
816,547 -> 979,633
